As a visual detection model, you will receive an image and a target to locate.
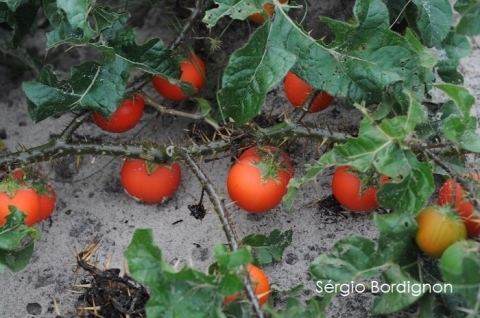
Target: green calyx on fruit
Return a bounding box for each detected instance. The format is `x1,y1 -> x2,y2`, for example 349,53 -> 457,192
0,179 -> 24,197
253,158 -> 284,182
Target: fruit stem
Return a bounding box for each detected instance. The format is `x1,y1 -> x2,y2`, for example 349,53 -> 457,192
180,151 -> 265,318
143,94 -> 204,121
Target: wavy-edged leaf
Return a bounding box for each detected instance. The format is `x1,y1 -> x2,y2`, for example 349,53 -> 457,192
56,0 -> 94,37
412,0 -> 453,46
372,265 -> 424,314
23,57 -> 130,121
435,31 -> 472,84
43,0 -> 99,47
219,0 -> 428,124
455,0 -> 480,35
0,0 -> 23,11
217,21 -> 296,124
377,156 -> 434,213
436,83 -> 480,152
203,0 -> 273,28
310,218 -> 421,315
439,240 -> 480,311
98,39 -> 179,78
0,208 -> 40,272
241,229 -> 292,266
125,229 -> 225,318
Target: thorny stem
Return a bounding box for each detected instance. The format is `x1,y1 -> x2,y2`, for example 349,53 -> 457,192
0,121 -> 348,171
180,152 -> 265,318
169,0 -> 205,51
59,111 -> 91,142
296,89 -> 320,123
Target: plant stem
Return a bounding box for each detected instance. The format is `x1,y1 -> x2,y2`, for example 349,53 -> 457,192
143,94 -> 204,120
59,111 -> 91,142
0,121 -> 348,171
169,0 -> 205,51
180,151 -> 265,318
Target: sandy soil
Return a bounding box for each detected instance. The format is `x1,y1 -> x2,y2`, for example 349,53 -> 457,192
0,1 -> 479,317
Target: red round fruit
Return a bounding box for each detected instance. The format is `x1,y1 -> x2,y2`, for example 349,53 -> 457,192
438,178 -> 480,237
224,264 -> 271,305
152,53 -> 206,101
38,185 -> 56,221
283,72 -> 333,113
331,166 -> 379,212
248,0 -> 288,25
120,159 -> 182,204
227,154 -> 291,213
92,94 -> 145,133
0,187 -> 40,226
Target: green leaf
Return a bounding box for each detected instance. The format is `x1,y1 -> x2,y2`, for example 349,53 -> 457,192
372,265 -> 424,314
439,240 -> 480,310
435,83 -> 475,116
241,229 -> 292,266
266,295 -> 329,318
0,0 -> 40,46
310,236 -> 379,283
459,130 -> 480,152
217,21 -> 296,124
214,245 -> 252,271
412,0 -> 453,46
203,0 -> 273,28
0,208 -> 40,273
125,229 -> 226,318
218,0 -> 430,124
455,0 -> 480,35
95,13 -> 180,80
0,243 -> 35,272
56,0 -> 95,39
436,31 -> 471,84
0,0 -> 23,11
124,229 -> 165,286
23,56 -> 130,121
377,158 -> 434,214
374,212 -> 417,266
310,224 -> 423,315
98,39 -> 179,78
219,272 -> 244,295
330,95 -> 426,174
436,83 -> 480,152
0,208 -> 39,251
43,0 -> 94,47
286,90 -> 429,207
91,6 -> 125,32
404,29 -> 438,69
